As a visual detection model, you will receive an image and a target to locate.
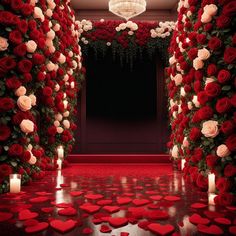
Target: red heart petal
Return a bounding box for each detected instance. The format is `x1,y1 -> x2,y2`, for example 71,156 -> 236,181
145,210 -> 169,220
148,223 -> 175,235
229,226 -> 236,235
103,205 -> 120,213
164,196 -> 181,201
58,207 -> 77,216
117,197 -> 132,205
97,199 -> 113,206
120,232 -> 129,236
50,219 -> 77,233
29,196 -> 49,203
197,224 -> 224,235
132,199 -> 150,206
214,218 -> 231,225
138,220 -> 151,230
203,211 -> 224,219
191,203 -> 208,209
108,217 -> 128,228
100,224 -> 112,233
0,212 -> 13,222
70,191 -> 83,197
18,210 -> 38,221
84,194 -> 103,200
80,204 -> 101,214
25,222 -> 48,233
41,207 -> 54,213
82,227 -> 93,234
24,219 -> 39,227
189,214 -> 210,225
55,202 -> 73,208
150,195 -> 163,201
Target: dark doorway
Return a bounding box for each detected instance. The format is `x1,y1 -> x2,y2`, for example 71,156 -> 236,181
73,49 -> 169,154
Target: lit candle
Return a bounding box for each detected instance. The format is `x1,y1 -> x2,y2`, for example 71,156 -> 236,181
10,174 -> 21,193
181,159 -> 186,170
57,159 -> 62,170
71,82 -> 75,88
208,193 -> 217,205
57,146 -> 64,159
208,173 -> 215,193
63,100 -> 68,109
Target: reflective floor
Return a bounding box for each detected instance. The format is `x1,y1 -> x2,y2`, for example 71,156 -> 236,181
0,164 -> 235,236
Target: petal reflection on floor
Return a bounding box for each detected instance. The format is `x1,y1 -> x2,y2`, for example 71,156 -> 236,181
0,164 -> 235,236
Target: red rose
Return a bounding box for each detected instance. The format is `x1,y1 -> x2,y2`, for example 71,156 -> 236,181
8,143 -> 24,157
208,37 -> 222,51
216,193 -> 234,206
28,20 -> 37,30
204,23 -> 213,31
206,154 -> 219,168
196,34 -> 206,44
18,20 -> 28,34
0,11 -> 19,25
22,151 -> 31,162
6,76 -> 21,89
196,174 -> 208,190
193,81 -> 202,93
205,82 -> 221,97
216,97 -> 232,113
221,120 -> 235,135
222,1 -> 236,17
10,0 -> 23,10
224,47 -> 236,64
217,69 -> 231,84
13,43 -> 27,57
189,127 -> 201,141
216,177 -> 231,193
225,134 -> 236,152
9,30 -> 22,44
20,3 -> 33,16
12,111 -> 34,125
187,48 -> 198,60
197,91 -> 209,105
207,64 -> 217,76
18,59 -> 32,73
0,125 -> 11,141
0,97 -> 15,111
216,15 -> 231,28
37,72 -> 46,81
195,70 -> 204,80
22,73 -> 32,83
0,164 -> 13,178
47,126 -> 57,136
32,53 -> 45,65
197,106 -> 214,121
42,87 -> 53,97
224,164 -> 236,177
231,94 -> 236,107
0,56 -> 16,72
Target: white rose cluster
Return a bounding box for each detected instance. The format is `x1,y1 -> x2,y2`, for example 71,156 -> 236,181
150,21 -> 176,39
115,21 -> 138,32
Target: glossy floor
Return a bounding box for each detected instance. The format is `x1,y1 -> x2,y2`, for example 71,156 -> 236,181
0,164 -> 235,236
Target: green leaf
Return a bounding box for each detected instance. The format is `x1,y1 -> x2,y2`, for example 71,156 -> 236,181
5,27 -> 12,32
10,162 -> 18,167
0,156 -> 7,161
222,85 -> 231,91
3,146 -> 9,151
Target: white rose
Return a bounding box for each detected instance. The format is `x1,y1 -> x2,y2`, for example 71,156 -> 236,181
216,144 -> 230,158
25,40 -> 37,53
0,36 -> 9,51
15,86 -> 26,97
17,95 -> 32,111
63,120 -> 70,129
198,48 -> 211,60
20,119 -> 34,133
171,145 -> 179,159
201,120 -> 219,138
55,113 -> 63,121
57,127 -> 64,133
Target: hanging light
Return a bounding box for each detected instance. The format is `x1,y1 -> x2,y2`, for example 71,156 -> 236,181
109,0 -> 147,21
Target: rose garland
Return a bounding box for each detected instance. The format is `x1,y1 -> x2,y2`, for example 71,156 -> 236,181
78,19 -> 175,66
0,0 -> 82,193
167,0 -> 236,205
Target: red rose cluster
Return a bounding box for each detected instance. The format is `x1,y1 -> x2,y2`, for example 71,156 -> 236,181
0,0 -> 82,193
167,0 -> 236,206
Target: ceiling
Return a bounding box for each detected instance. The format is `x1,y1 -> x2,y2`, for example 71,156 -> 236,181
71,0 -> 178,10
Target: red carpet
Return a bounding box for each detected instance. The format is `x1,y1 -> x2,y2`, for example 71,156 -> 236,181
0,164 -> 235,236
67,154 -> 171,163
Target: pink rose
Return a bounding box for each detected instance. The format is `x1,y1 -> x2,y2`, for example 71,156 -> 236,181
201,13 -> 212,23
29,94 -> 36,106
45,9 -> 53,17
33,7 -> 44,21
15,86 -> 26,97
53,23 -> 60,31
20,119 -> 34,133
17,95 -> 32,111
28,154 -> 37,164
58,54 -> 66,64
0,36 -> 9,51
204,4 -> 218,16
216,144 -> 231,157
46,61 -> 55,71
54,121 -> 60,127
63,120 -> 70,129
25,40 -> 37,53
57,127 -> 64,133
46,30 -> 55,40
201,120 -> 219,138
198,48 -> 211,60
193,58 -> 204,70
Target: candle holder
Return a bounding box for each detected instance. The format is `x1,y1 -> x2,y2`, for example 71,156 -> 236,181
9,174 -> 21,193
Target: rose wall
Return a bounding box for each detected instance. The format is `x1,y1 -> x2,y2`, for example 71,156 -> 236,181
167,0 -> 236,205
0,0 -> 82,193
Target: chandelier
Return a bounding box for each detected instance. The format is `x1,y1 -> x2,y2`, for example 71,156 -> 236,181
109,0 -> 147,21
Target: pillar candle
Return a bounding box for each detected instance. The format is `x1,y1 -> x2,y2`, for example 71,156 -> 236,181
57,159 -> 62,170
208,173 -> 215,193
10,174 -> 21,193
57,146 -> 64,159
208,193 -> 217,205
181,159 -> 186,170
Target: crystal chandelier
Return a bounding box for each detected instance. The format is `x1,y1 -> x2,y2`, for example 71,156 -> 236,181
109,0 -> 147,21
